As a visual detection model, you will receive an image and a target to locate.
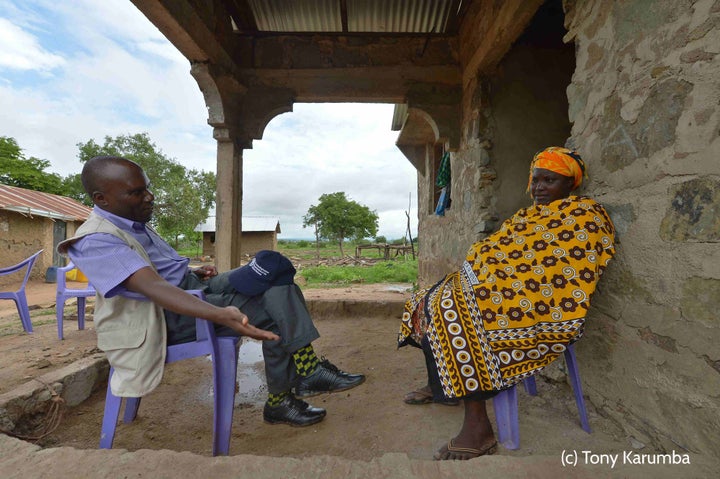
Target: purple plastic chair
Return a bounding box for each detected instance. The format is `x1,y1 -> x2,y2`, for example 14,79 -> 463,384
99,290 -> 241,455
56,261 -> 96,340
0,250 -> 43,333
492,343 -> 590,450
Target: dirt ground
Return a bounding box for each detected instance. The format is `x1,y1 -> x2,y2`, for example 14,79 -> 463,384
0,279 -> 408,396
2,279 -> 632,462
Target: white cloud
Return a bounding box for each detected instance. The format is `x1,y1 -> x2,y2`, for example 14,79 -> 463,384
0,17 -> 65,71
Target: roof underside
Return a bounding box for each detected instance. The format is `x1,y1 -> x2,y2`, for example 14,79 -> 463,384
230,0 -> 465,35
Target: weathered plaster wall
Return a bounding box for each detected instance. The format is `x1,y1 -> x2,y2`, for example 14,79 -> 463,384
0,212 -> 48,287
239,232 -> 277,257
201,232 -> 277,258
201,232 -> 216,257
490,3 -> 575,221
562,0 -> 720,459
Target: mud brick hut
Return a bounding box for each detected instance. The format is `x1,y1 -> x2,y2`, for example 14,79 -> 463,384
0,184 -> 91,286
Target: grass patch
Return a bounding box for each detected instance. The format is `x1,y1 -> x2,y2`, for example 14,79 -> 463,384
178,238 -> 418,288
299,259 -> 417,287
0,309 -> 57,336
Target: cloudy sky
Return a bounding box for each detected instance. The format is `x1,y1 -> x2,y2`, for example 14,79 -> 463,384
0,0 -> 418,240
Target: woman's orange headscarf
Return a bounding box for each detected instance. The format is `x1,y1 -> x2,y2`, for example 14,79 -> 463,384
527,146 -> 587,193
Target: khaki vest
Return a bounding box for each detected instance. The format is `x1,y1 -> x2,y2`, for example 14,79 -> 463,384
58,212 -> 167,397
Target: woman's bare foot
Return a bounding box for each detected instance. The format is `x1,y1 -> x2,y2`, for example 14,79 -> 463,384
434,398 -> 497,460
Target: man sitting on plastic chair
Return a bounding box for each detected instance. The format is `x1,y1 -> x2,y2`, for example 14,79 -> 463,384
398,147 -> 616,460
58,156 -> 365,429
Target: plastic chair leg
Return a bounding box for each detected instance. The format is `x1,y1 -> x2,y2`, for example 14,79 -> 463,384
523,376 -> 538,396
123,398 -> 142,423
212,339 -> 239,455
17,296 -> 33,333
56,300 -> 65,340
564,344 -> 591,433
78,297 -> 86,331
493,345 -> 591,451
100,372 -> 122,449
492,385 -> 520,450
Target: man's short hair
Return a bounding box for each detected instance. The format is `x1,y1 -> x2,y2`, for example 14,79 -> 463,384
81,156 -> 134,195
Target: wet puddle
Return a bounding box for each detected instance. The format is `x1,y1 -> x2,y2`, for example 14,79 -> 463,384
203,339 -> 266,406
235,339 -> 266,405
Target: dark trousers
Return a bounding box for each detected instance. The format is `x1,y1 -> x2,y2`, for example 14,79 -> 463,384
165,271 -> 320,394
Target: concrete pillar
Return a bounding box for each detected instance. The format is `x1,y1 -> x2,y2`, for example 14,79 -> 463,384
214,131 -> 243,270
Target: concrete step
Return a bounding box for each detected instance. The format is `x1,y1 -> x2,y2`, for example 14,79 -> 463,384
1,434 -> 714,479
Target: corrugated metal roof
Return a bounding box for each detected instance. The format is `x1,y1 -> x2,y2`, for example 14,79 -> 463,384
391,103 -> 409,130
245,0 -> 458,33
0,184 -> 91,221
248,0 -> 341,32
195,216 -> 281,233
347,0 -> 454,33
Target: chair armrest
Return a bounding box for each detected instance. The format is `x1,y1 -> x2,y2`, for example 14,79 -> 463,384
184,290 -> 215,343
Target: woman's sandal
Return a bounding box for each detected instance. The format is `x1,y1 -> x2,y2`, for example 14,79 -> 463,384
433,439 -> 499,460
403,387 -> 433,405
404,386 -> 460,406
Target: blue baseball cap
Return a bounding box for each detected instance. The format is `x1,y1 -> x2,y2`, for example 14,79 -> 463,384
228,250 -> 296,296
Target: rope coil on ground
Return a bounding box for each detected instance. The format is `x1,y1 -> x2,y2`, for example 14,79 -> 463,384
0,379 -> 66,442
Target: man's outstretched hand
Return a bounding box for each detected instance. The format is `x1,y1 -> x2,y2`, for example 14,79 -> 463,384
223,306 -> 280,341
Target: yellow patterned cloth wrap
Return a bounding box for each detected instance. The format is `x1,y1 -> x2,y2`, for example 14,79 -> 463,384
399,196 -> 615,398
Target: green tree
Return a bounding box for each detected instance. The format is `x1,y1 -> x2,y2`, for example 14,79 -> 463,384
0,136 -> 66,194
60,173 -> 88,205
302,205 -> 323,260
76,133 -> 216,247
303,192 -> 378,257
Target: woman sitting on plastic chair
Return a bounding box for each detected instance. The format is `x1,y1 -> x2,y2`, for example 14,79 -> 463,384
398,147 -> 616,460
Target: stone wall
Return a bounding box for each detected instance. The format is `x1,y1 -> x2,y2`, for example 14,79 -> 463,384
416,0 -> 719,460
563,0 -> 720,459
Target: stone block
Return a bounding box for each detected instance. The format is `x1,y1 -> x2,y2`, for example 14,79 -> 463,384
680,276 -> 720,327
603,202 -> 636,240
660,177 -> 720,242
600,79 -> 692,171
473,220 -> 498,234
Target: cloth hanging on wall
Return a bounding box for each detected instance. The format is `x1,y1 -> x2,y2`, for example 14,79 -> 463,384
436,151 -> 451,188
435,185 -> 451,216
435,151 -> 451,215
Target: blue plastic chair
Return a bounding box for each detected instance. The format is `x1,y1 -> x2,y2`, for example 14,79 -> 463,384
0,250 -> 43,333
492,343 -> 590,450
99,290 -> 241,456
56,261 -> 96,340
